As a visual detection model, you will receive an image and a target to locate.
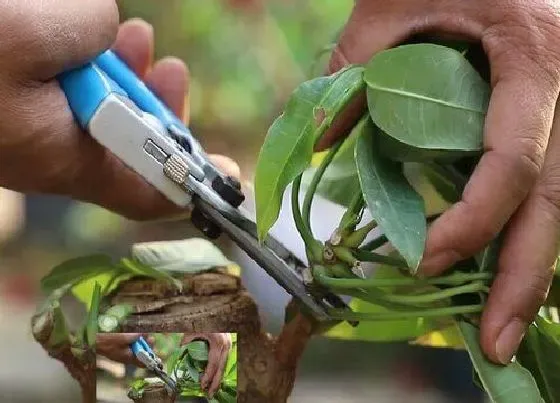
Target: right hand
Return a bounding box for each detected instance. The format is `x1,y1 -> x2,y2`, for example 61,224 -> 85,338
0,1 -> 239,220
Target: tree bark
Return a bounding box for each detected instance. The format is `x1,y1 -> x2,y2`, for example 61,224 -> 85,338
115,271 -> 313,403
31,309 -> 97,403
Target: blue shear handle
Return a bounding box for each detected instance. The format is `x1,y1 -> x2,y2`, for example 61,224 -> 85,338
57,62 -> 126,129
95,51 -> 186,131
130,336 -> 154,357
57,49 -> 186,133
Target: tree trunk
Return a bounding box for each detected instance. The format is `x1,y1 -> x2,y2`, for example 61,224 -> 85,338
115,271 -> 313,403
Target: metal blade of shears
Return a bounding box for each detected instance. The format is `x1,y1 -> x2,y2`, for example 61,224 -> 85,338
193,196 -> 350,321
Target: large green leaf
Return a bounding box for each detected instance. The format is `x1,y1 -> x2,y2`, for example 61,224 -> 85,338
355,121 -> 426,270
516,318 -> 560,402
255,66 -> 365,240
132,239 -> 233,273
186,340 -> 209,362
365,44 -> 489,153
458,321 -> 544,403
41,254 -> 114,293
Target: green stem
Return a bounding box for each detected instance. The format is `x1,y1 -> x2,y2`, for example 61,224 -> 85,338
342,220 -> 377,248
303,141 -> 343,230
337,192 -> 365,233
361,234 -> 388,251
292,175 -> 321,261
369,282 -> 489,305
328,304 -> 483,321
354,249 -> 407,267
340,287 -> 429,311
313,269 -> 492,289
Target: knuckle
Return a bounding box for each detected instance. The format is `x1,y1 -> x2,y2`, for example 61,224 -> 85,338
534,176 -> 560,223
484,2 -> 560,87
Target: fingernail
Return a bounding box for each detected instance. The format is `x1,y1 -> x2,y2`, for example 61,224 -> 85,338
496,320 -> 525,364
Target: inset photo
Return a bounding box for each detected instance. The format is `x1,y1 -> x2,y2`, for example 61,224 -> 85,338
96,332 -> 237,403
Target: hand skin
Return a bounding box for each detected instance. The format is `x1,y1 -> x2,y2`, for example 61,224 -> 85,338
181,333 -> 232,399
0,1 -> 239,220
96,333 -> 155,367
326,0 -> 560,365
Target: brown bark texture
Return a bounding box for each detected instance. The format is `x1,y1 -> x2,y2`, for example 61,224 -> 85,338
114,270 -> 314,403
31,309 -> 97,403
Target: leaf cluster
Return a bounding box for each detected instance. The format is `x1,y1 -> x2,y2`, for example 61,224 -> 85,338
254,42 -> 560,402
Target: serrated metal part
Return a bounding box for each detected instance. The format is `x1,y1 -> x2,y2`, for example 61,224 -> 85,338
164,154 -> 189,184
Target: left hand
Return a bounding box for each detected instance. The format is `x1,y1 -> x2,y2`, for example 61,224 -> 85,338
96,333 -> 154,366
181,333 -> 232,398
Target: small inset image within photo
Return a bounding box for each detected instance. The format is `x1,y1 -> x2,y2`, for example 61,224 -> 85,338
96,332 -> 237,403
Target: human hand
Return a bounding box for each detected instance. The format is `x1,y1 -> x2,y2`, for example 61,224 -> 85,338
96,333 -> 154,367
181,333 -> 232,398
0,2 -> 239,220
326,0 -> 560,365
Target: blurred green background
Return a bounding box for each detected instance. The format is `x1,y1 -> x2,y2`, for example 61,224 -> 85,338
0,1 -> 485,402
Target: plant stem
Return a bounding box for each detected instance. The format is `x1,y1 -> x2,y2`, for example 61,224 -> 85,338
368,282 -> 489,305
302,141 -> 343,230
361,234 -> 388,251
328,304 -> 484,321
292,175 -> 321,261
313,269 -> 492,289
354,249 -> 407,267
337,192 -> 364,233
342,220 -> 377,248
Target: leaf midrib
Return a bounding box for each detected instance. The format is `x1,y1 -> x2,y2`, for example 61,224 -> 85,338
366,82 -> 485,114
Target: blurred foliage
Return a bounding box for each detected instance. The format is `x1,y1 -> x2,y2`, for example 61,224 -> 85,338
118,0 -> 352,169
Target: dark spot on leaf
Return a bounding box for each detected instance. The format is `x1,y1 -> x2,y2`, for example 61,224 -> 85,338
314,107 -> 327,127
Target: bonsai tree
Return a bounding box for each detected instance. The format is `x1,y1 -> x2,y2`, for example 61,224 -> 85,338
32,40 -> 560,403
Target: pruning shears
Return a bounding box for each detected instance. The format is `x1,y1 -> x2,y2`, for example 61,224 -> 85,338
57,50 -> 350,322
130,336 -> 177,393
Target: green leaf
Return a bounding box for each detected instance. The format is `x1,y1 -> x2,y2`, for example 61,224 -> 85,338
355,121 -> 426,271
516,318 -> 560,402
185,355 -> 201,382
120,258 -> 182,290
458,321 -> 544,403
132,239 -> 233,273
72,271 -> 133,310
365,44 -> 489,153
547,262 -> 560,308
186,340 -> 209,362
255,66 -> 366,240
41,254 -> 114,294
224,342 -> 237,381
421,163 -> 462,204
377,131 -> 479,163
85,283 -> 101,348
